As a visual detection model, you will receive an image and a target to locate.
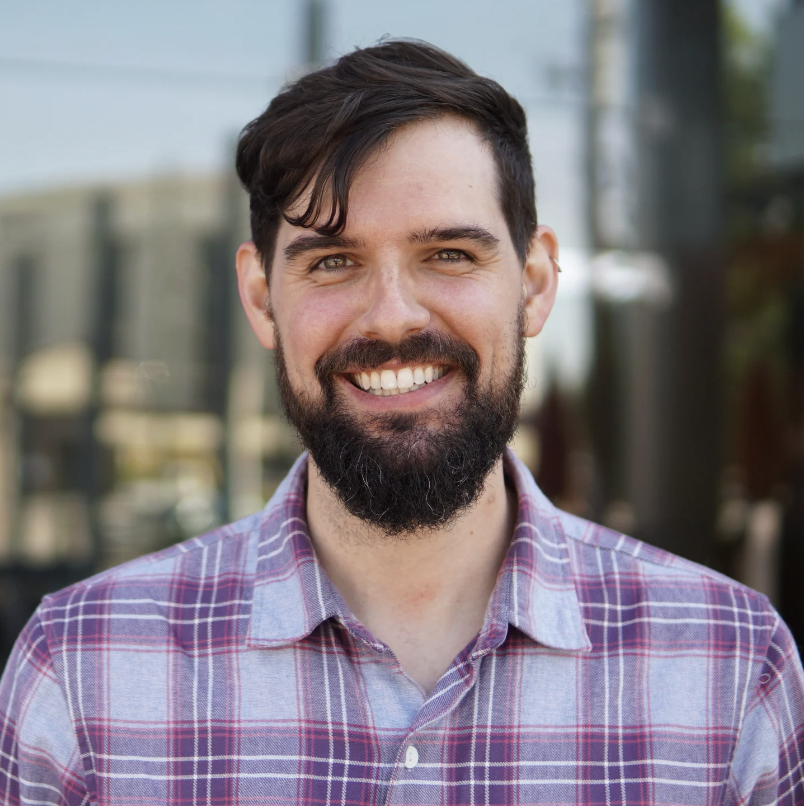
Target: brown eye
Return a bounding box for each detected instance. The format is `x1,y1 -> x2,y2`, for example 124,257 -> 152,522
315,254 -> 351,271
434,249 -> 465,261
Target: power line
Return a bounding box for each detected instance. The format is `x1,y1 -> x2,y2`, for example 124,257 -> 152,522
3,55 -> 804,127
0,56 -> 282,91
0,56 -> 592,110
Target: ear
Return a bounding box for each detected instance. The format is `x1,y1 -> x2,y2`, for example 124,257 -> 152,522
522,225 -> 560,338
236,241 -> 276,350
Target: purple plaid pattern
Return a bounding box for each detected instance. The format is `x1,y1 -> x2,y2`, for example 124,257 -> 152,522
2,450 -> 803,805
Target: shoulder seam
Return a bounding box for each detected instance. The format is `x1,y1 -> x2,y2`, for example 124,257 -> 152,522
560,512 -> 773,610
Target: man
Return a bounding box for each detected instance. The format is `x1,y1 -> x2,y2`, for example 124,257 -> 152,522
1,40 -> 803,806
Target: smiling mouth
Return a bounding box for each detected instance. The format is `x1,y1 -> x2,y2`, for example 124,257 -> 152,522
348,364 -> 448,397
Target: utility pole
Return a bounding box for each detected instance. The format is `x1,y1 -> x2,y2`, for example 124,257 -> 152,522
634,0 -> 724,564
303,0 -> 327,68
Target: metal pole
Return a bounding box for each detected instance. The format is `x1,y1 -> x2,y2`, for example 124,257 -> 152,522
633,0 -> 725,563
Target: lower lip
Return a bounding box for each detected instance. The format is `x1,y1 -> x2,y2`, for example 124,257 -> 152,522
337,372 -> 453,409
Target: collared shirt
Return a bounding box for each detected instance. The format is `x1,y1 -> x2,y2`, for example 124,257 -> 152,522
1,450 -> 803,806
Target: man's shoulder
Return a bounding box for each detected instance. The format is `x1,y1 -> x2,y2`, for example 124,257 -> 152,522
34,508 -> 267,644
512,449 -> 770,613
554,506 -> 779,628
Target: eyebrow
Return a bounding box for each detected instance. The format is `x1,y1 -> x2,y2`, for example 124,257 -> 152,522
282,225 -> 501,263
283,233 -> 364,262
408,225 -> 501,253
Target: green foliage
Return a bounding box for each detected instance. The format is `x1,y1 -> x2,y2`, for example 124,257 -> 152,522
723,2 -> 772,188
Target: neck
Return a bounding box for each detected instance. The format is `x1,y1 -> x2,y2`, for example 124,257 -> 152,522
305,455 -> 517,694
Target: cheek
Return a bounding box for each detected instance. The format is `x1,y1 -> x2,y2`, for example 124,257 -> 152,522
281,288 -> 357,371
428,278 -> 522,355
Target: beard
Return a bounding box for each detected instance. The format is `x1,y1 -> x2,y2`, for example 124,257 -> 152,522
273,309 -> 526,537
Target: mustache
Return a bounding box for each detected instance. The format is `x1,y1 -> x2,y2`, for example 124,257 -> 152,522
314,331 -> 480,385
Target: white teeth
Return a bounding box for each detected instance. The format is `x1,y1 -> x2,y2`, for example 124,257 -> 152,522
353,365 -> 446,395
380,369 -> 397,390
397,367 -> 414,390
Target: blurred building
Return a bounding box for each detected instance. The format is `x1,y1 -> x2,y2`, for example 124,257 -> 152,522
0,173 -> 302,653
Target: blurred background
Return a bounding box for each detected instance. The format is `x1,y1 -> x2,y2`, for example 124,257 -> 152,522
1,0 -> 802,666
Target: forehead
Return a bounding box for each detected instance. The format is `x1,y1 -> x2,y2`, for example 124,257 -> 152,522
282,116 -> 506,241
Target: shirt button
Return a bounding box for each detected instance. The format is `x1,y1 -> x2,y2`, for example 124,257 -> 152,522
404,745 -> 419,769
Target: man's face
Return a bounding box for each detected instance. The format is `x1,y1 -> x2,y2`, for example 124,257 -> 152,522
237,116 -> 558,535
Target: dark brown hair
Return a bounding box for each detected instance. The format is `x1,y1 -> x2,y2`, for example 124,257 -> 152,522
236,39 -> 537,274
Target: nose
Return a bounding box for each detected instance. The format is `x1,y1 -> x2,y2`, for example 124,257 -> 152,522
356,265 -> 430,343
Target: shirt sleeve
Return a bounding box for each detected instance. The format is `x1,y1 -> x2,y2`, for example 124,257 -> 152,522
728,615 -> 804,806
0,609 -> 89,806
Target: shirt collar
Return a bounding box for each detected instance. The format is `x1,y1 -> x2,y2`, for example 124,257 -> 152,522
247,450 -> 590,654
247,454 -> 383,650
481,450 -> 591,652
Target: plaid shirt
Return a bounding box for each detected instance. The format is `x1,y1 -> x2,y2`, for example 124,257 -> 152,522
2,451 -> 803,806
